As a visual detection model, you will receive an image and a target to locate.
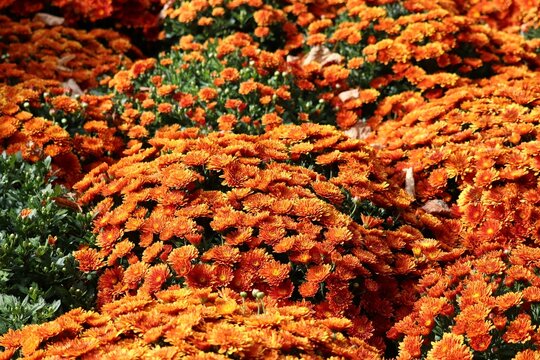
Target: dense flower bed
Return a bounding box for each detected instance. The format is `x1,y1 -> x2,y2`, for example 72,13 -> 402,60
0,287 -> 381,359
0,0 -> 162,35
0,0 -> 540,358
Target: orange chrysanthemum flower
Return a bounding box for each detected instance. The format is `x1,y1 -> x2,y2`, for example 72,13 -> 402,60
425,333 -> 472,360
202,245 -> 241,265
123,261 -> 149,290
495,292 -> 523,312
398,335 -> 423,359
312,181 -> 345,204
259,260 -> 290,286
157,103 -> 173,114
141,264 -> 170,294
477,218 -> 502,241
239,80 -> 259,95
213,265 -> 234,287
185,263 -> 214,288
74,247 -> 105,272
167,245 -> 198,277
108,239 -> 135,265
299,280 -> 320,298
503,314 -> 535,344
198,87 -> 218,102
459,280 -> 493,308
220,67 -> 240,82
306,264 -> 332,283
141,241 -> 165,263
96,225 -> 123,252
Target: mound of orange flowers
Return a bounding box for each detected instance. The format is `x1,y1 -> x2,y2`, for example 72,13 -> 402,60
0,79 -> 127,186
72,123 -> 464,344
370,72 -> 540,255
390,245 -> 540,358
0,0 -> 540,358
0,287 -> 381,359
0,15 -> 133,88
0,0 -> 162,34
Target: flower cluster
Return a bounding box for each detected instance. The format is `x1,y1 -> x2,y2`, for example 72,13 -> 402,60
107,32 -> 348,139
0,0 -> 162,34
371,72 -> 540,256
0,80 -> 85,186
162,0 -> 302,51
0,79 -> 129,186
2,0 -> 540,357
0,13 -> 137,185
112,0 -> 540,143
161,0 -> 350,51
390,246 -> 540,359
521,8 -> 540,41
0,15 -> 133,89
72,123 -> 461,344
0,287 -> 381,359
299,0 -> 540,128
447,0 -> 540,30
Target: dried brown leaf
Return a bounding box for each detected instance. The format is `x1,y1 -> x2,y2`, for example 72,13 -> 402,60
52,196 -> 82,212
62,79 -> 83,96
338,89 -> 360,102
56,54 -> 76,72
58,54 -> 76,66
422,199 -> 450,214
34,13 -> 65,26
403,167 -> 415,198
159,0 -> 175,20
302,45 -> 343,66
344,122 -> 372,140
286,55 -> 301,63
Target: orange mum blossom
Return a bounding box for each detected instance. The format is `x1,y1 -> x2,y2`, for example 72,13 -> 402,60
390,247 -> 540,359
0,287 -> 382,359
61,0 -> 163,35
72,123 -> 455,347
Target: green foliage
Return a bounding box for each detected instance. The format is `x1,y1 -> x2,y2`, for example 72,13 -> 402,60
0,152 -> 97,334
524,26 -> 540,40
523,26 -> 540,53
0,294 -> 60,335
